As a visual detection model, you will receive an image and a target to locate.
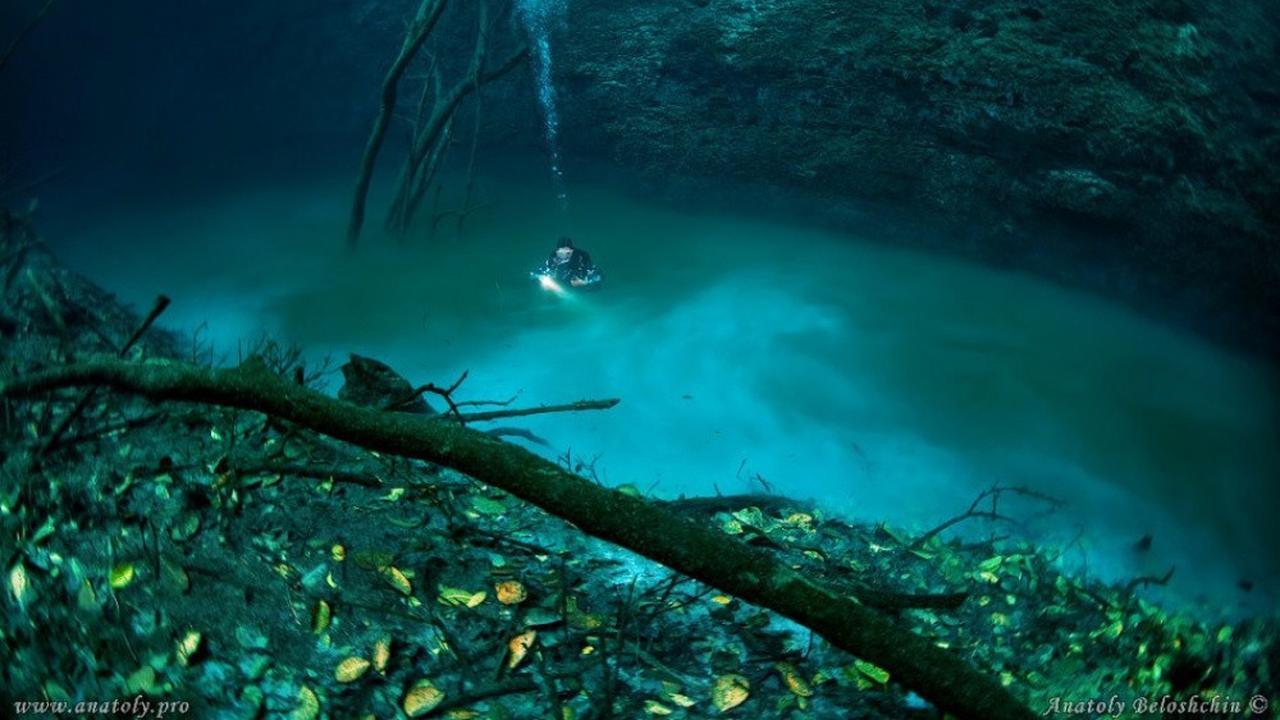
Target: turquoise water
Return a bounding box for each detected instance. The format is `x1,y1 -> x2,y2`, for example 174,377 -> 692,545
53,172 -> 1280,615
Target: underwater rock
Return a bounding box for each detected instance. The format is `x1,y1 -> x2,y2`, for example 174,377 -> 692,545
338,354 -> 434,414
1027,169 -> 1123,219
552,0 -> 1280,355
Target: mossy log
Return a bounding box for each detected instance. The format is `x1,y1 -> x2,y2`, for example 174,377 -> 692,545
1,356 -> 1035,720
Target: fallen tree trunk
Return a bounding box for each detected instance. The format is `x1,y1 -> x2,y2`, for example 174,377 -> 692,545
1,356 -> 1035,720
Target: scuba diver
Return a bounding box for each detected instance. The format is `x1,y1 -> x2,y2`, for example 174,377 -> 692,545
532,236 -> 601,288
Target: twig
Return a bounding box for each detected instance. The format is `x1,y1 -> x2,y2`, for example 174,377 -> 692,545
535,645 -> 567,720
2,238 -> 42,295
39,295 -> 170,455
423,672 -> 580,718
456,398 -> 620,423
420,370 -> 468,417
459,525 -> 556,556
119,295 -> 172,356
455,392 -> 519,408
384,369 -> 469,416
1124,566 -> 1175,593
25,268 -> 65,335
749,471 -> 774,494
911,483 -> 1063,549
42,411 -> 164,453
229,460 -> 384,489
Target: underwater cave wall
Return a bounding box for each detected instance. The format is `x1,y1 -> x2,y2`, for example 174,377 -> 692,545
548,0 -> 1280,356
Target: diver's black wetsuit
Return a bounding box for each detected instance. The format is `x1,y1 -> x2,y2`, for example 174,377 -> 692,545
539,249 -> 597,284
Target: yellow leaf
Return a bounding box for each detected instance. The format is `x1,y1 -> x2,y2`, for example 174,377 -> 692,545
335,657 -> 371,683
507,630 -> 537,669
437,586 -> 487,607
383,567 -> 412,595
331,544 -> 346,562
644,700 -> 673,715
372,635 -> 392,673
711,674 -> 749,713
784,512 -> 814,529
495,580 -> 528,606
8,562 -> 29,604
312,600 -> 331,634
978,556 -> 1003,573
710,595 -> 732,605
403,679 -> 445,718
110,563 -> 135,590
666,692 -> 696,708
176,630 -> 202,666
291,685 -> 320,720
444,711 -> 479,720
775,663 -> 813,697
852,659 -> 890,684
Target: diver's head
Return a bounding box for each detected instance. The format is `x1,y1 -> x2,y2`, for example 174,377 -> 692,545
555,236 -> 575,260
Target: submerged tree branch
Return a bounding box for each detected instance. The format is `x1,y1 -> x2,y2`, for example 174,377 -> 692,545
346,0 -> 449,248
1,356 -> 1035,720
455,399 -> 620,423
912,483 -> 1064,549
39,294 -> 170,455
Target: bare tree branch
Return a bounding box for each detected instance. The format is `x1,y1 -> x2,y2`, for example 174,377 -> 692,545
39,294 -> 170,455
456,399 -> 620,423
346,0 -> 449,248
912,483 -> 1064,549
1124,566 -> 1175,593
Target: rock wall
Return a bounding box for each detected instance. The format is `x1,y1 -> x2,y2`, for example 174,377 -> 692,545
549,0 -> 1280,355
